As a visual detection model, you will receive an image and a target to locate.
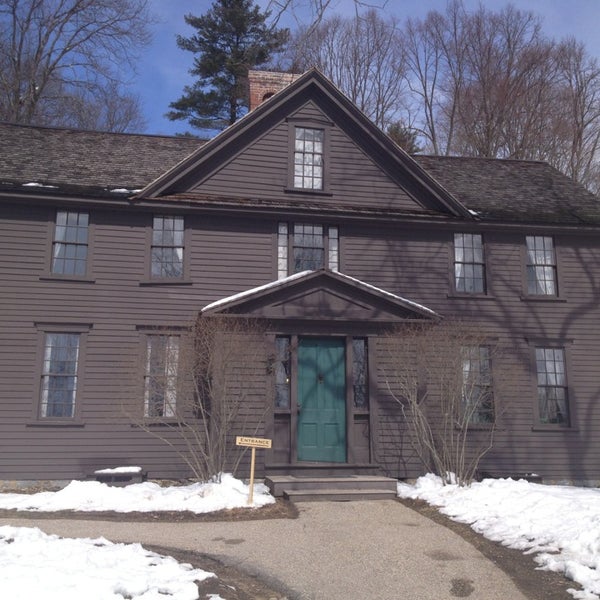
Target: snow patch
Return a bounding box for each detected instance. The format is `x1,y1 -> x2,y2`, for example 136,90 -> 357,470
398,475 -> 600,599
0,525 -> 213,600
202,269 -> 437,316
94,466 -> 143,475
0,473 -> 274,513
108,187 -> 139,194
22,182 -> 58,189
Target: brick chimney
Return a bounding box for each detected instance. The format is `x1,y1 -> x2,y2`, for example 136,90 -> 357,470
247,70 -> 301,111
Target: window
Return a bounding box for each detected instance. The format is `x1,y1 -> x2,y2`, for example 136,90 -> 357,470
294,223 -> 324,271
461,346 -> 493,424
274,336 -> 291,409
536,347 -> 569,426
52,210 -> 89,276
40,333 -> 80,418
293,127 -> 324,190
277,222 -> 339,278
144,335 -> 179,417
454,233 -> 485,293
526,236 -> 557,295
151,216 -> 184,278
352,338 -> 369,409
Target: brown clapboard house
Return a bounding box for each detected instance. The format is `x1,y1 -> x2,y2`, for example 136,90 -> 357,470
1,69 -> 600,487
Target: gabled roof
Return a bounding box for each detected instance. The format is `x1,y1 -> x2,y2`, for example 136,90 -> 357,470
137,69 -> 473,220
1,103 -> 598,226
201,269 -> 439,322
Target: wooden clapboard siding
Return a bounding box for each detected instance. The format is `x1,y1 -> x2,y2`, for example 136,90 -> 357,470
359,225 -> 600,482
194,102 -> 424,213
0,200 -> 276,480
3,195 -> 600,483
3,197 -> 600,482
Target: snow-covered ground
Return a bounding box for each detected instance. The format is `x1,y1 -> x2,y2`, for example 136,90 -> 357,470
2,473 -> 599,599
0,474 -> 274,600
398,475 -> 600,600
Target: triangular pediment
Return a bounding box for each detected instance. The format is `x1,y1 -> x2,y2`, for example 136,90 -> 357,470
137,70 -> 472,220
202,270 -> 439,323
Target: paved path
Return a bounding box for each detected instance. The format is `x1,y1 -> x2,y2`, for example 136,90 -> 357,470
1,500 -> 529,600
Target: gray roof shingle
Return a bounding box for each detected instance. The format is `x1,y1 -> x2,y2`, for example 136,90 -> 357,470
1,122 -> 598,226
414,155 -> 600,226
0,122 -> 202,190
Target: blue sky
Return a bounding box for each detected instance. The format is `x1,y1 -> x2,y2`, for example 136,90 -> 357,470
136,0 -> 600,136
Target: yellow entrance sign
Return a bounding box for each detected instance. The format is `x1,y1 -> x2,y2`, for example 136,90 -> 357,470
236,436 -> 272,449
235,436 -> 272,505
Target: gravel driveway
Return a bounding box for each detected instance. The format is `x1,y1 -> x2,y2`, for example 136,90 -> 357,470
0,498 -> 575,599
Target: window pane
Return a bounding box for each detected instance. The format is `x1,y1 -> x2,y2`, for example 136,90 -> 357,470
144,335 -> 179,417
277,222 -> 288,280
293,223 -> 324,272
52,211 -> 89,276
328,226 -> 339,271
454,233 -> 485,294
275,337 -> 291,409
151,216 -> 184,279
293,127 -> 324,190
462,345 -> 493,424
535,347 -> 569,426
526,236 -> 557,296
41,333 -> 79,418
353,338 -> 369,409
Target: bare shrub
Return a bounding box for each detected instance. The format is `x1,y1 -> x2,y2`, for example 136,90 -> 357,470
384,320 -> 503,486
131,314 -> 268,483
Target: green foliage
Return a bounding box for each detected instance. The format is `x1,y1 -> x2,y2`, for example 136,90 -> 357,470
387,122 -> 423,154
167,0 -> 288,132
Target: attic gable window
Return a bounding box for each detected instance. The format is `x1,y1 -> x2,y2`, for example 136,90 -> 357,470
293,127 -> 324,190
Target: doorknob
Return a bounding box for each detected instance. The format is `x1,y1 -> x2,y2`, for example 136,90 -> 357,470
317,373 -> 324,384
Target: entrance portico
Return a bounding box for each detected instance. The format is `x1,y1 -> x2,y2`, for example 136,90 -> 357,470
201,269 -> 438,477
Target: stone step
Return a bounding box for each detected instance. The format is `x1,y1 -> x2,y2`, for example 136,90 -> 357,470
283,488 -> 398,502
265,474 -> 397,497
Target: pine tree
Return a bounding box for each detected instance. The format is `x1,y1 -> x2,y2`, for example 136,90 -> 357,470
167,0 -> 288,132
387,122 -> 423,155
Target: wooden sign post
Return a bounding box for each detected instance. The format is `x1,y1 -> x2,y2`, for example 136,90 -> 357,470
235,436 -> 272,505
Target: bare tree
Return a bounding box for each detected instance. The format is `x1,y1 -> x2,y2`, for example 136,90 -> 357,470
266,0 -> 388,33
450,4 -> 557,159
287,9 -> 404,130
43,80 -> 147,132
397,1 -> 600,191
130,315 -> 269,483
0,0 -> 151,130
402,3 -> 467,155
384,321 -> 503,487
552,39 -> 600,193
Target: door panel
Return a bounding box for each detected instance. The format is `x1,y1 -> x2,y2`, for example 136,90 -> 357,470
297,338 -> 346,462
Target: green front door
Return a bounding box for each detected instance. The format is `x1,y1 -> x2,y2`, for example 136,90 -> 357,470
297,338 -> 346,462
